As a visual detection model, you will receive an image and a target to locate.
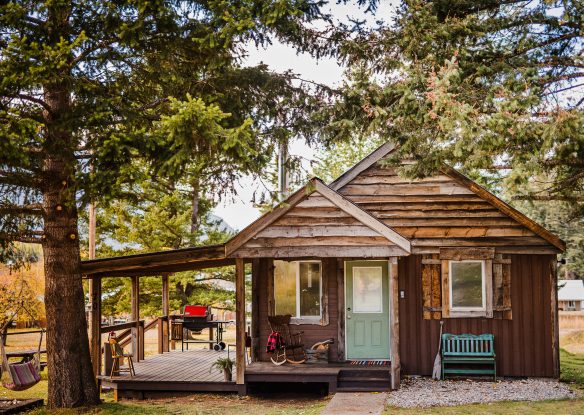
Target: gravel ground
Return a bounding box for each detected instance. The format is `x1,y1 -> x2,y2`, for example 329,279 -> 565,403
387,377 -> 579,408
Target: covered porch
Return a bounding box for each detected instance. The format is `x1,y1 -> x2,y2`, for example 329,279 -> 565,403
81,179 -> 409,396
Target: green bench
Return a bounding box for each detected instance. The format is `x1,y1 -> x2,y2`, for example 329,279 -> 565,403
441,333 -> 496,381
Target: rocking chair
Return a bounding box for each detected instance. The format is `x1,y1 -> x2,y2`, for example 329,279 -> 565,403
267,315 -> 306,365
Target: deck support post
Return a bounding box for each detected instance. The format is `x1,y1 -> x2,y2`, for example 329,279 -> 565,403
162,273 -> 170,352
389,257 -> 400,390
131,275 -> 141,362
235,258 -> 246,390
89,276 -> 102,379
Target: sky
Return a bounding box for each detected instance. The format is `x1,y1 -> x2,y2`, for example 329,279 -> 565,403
212,1 -> 398,231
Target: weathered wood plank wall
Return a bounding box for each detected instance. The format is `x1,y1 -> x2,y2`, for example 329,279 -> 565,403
398,254 -> 556,377
234,192 -> 401,258
337,163 -> 556,253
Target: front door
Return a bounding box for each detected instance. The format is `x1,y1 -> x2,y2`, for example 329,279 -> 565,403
345,260 -> 390,360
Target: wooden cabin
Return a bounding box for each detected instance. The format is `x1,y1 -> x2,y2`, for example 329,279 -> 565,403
82,142 -> 564,396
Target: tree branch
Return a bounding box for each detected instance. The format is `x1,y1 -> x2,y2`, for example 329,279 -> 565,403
0,203 -> 43,216
14,94 -> 52,113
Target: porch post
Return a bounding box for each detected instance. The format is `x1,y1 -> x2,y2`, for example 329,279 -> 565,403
251,259 -> 260,362
235,258 -> 246,390
162,273 -> 170,353
131,275 -> 141,362
389,257 -> 401,389
89,276 -> 102,379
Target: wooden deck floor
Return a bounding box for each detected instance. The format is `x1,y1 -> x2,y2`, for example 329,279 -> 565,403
99,349 -> 238,395
99,349 -> 392,397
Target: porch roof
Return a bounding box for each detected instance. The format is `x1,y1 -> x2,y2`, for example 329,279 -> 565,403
81,244 -> 234,277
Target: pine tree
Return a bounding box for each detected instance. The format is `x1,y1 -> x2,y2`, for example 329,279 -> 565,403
332,0 -> 583,205
0,0 -> 362,407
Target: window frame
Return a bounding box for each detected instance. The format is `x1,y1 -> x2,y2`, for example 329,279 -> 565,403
274,259 -> 323,321
448,260 -> 487,313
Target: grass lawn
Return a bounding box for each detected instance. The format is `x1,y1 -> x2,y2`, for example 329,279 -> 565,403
560,348 -> 584,386
24,394 -> 329,415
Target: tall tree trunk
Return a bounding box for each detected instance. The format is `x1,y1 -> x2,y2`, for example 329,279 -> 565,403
190,178 -> 200,236
41,3 -> 100,408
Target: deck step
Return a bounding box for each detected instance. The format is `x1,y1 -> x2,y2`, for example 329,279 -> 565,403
336,369 -> 391,392
336,385 -> 390,392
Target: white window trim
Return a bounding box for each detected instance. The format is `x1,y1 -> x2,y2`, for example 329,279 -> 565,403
275,260 -> 322,320
449,260 -> 486,312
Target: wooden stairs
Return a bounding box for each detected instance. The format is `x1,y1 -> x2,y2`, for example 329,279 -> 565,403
336,369 -> 392,392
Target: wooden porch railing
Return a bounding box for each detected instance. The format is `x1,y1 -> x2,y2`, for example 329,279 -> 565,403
99,315 -> 173,368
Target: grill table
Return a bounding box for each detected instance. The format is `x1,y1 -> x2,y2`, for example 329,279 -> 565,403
172,319 -> 233,351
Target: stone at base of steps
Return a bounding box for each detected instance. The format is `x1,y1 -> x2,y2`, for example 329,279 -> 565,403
321,392 -> 388,415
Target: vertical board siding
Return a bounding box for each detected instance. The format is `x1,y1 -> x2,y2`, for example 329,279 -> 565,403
257,258 -> 340,362
398,254 -> 556,377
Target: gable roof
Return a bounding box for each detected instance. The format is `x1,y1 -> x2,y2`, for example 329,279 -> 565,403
225,178 -> 411,256
330,141 -> 565,252
558,280 -> 584,301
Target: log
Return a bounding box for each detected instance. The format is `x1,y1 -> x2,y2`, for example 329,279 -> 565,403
231,246 -> 409,258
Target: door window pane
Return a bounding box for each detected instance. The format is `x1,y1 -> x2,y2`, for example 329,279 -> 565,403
353,267 -> 383,313
299,262 -> 321,317
450,261 -> 484,309
274,260 -> 296,316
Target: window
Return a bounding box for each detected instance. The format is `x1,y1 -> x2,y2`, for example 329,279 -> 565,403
449,260 -> 486,312
568,301 -> 576,310
274,260 -> 321,319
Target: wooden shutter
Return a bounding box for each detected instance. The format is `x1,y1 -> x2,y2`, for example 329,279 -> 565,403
438,248 -> 498,319
421,254 -> 442,320
493,254 -> 512,319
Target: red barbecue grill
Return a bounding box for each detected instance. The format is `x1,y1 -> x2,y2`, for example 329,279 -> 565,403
172,305 -> 232,351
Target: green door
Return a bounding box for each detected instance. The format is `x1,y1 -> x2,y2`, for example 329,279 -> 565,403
345,260 -> 390,360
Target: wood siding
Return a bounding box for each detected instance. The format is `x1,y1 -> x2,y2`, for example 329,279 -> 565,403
236,192 -> 402,258
256,257 -> 341,362
338,163 -> 555,253
398,254 -> 556,377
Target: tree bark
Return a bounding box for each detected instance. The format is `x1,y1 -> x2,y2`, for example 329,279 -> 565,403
41,3 -> 100,408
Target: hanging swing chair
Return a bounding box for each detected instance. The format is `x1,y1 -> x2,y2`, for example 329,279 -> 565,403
0,323 -> 44,391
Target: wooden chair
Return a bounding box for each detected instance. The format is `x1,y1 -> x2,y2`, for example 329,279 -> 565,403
109,337 -> 135,380
267,315 -> 306,365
